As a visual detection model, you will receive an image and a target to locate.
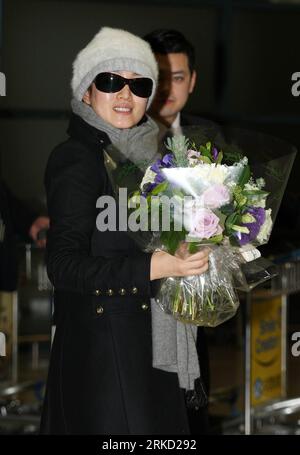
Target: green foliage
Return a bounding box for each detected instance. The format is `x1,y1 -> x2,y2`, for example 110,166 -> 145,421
242,189 -> 269,198
188,242 -> 199,254
233,185 -> 248,207
199,155 -> 212,164
151,181 -> 169,195
216,150 -> 223,164
161,229 -> 186,255
223,144 -> 244,164
238,164 -> 251,188
165,136 -> 189,167
225,212 -> 239,233
220,203 -> 236,215
195,233 -> 224,245
199,145 -> 212,159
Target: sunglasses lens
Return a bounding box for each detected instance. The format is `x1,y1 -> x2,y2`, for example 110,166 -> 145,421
130,78 -> 153,98
94,73 -> 124,93
94,73 -> 153,98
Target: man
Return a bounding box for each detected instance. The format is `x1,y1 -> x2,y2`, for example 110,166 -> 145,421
0,179 -> 49,291
144,29 -> 212,435
144,29 -> 213,135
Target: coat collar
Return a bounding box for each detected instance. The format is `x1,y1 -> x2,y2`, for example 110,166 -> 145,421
67,113 -> 111,150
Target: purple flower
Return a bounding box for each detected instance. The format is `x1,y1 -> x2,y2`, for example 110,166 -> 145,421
237,207 -> 266,246
248,207 -> 266,226
150,154 -> 174,174
154,173 -> 164,184
161,153 -> 174,167
142,182 -> 157,195
212,147 -> 219,161
150,159 -> 162,173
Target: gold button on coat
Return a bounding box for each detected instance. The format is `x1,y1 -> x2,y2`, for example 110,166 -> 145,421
141,303 -> 148,310
131,287 -> 138,295
119,288 -> 126,296
107,289 -> 114,296
94,289 -> 101,296
96,306 -> 104,314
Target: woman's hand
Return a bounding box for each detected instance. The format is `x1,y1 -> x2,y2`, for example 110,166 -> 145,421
150,245 -> 210,280
174,241 -> 190,260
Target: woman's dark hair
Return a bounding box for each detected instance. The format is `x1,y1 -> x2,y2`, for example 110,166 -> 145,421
143,29 -> 195,73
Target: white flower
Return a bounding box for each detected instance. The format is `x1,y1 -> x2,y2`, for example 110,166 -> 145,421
193,163 -> 229,184
256,178 -> 265,189
244,178 -> 265,192
140,167 -> 156,190
244,182 -> 259,191
244,179 -> 267,208
256,209 -> 272,244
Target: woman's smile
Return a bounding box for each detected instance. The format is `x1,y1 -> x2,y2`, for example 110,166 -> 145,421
113,103 -> 133,114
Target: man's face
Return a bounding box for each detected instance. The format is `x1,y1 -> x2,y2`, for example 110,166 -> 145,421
150,52 -> 196,126
83,71 -> 148,129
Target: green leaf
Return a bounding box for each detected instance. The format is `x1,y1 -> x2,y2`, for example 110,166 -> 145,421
205,233 -> 223,244
151,181 -> 168,195
220,203 -> 235,215
199,145 -> 211,158
192,233 -> 224,245
232,224 -> 250,234
160,230 -> 185,255
238,164 -> 251,188
241,213 -> 256,223
225,212 -> 239,230
226,212 -> 239,227
205,142 -> 211,152
188,242 -> 199,254
216,150 -> 223,164
242,189 -> 269,197
199,156 -> 212,164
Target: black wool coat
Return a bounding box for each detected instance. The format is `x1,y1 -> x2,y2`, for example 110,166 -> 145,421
40,114 -> 190,435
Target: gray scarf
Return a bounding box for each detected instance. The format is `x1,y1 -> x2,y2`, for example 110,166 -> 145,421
71,99 -> 200,392
71,98 -> 160,169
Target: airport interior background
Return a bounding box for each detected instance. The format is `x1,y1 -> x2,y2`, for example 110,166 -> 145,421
0,0 -> 300,435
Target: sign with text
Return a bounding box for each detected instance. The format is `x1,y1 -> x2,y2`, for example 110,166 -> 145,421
251,296 -> 283,406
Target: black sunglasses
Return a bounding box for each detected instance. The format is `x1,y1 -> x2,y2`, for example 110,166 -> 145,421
94,72 -> 153,98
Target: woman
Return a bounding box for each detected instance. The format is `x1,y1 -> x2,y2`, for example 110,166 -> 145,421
40,27 -> 209,435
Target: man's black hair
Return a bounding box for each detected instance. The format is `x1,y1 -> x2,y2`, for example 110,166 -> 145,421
143,29 -> 195,73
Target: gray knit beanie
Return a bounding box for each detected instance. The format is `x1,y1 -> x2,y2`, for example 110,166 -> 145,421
71,27 -> 158,108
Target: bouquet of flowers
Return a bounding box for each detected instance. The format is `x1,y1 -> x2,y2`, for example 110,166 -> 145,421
103,126 -> 297,327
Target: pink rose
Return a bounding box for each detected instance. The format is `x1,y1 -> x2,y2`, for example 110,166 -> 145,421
202,184 -> 230,209
185,204 -> 223,239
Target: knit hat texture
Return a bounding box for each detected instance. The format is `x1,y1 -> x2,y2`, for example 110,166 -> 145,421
71,27 -> 158,107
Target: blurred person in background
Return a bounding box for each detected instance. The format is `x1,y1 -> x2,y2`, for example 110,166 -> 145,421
144,28 -> 213,137
144,28 -> 212,434
0,179 -> 49,292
